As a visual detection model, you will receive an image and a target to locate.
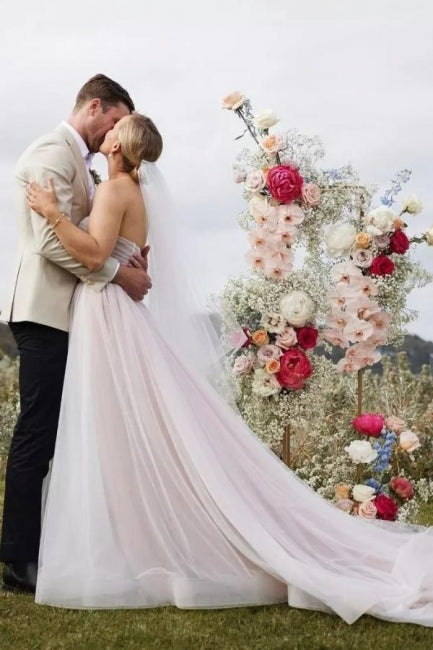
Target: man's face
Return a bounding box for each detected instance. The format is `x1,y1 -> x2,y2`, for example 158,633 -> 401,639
85,99 -> 131,153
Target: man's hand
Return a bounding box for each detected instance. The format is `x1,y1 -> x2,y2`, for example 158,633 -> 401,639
128,245 -> 150,271
113,265 -> 152,301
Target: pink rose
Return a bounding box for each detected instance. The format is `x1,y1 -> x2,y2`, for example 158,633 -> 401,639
358,500 -> 377,519
352,413 -> 384,437
233,355 -> 254,376
372,233 -> 391,249
385,415 -> 406,434
275,327 -> 297,349
267,165 -> 303,204
351,248 -> 373,269
390,477 -> 414,501
257,344 -> 282,364
336,499 -> 354,513
301,183 -> 321,207
245,170 -> 267,193
373,494 -> 399,521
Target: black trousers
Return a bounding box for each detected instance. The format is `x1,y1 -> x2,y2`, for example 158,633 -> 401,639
0,321 -> 68,562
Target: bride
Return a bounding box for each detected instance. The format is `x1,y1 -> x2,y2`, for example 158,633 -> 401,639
26,112 -> 433,626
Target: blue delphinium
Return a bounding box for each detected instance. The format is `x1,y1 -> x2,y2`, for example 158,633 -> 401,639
380,169 -> 411,206
372,430 -> 397,474
365,478 -> 382,493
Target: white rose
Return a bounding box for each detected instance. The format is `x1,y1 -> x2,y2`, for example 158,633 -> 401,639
280,291 -> 314,327
401,194 -> 422,215
251,368 -> 281,397
253,109 -> 279,130
245,170 -> 267,192
426,225 -> 433,246
325,223 -> 357,258
399,430 -> 421,453
352,484 -> 376,502
344,440 -> 378,464
261,312 -> 286,334
364,206 -> 396,236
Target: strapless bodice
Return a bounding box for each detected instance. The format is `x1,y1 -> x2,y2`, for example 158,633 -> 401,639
79,217 -> 140,265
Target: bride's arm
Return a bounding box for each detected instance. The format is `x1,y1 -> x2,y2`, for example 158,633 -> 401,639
27,180 -> 124,272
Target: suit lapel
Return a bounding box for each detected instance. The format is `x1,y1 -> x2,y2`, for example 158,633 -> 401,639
56,124 -> 91,215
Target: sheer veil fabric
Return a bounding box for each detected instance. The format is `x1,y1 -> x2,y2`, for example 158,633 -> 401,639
36,165 -> 433,626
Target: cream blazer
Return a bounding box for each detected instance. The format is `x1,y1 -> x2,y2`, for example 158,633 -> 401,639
1,124 -> 118,332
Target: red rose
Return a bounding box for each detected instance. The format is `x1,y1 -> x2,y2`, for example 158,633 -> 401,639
389,229 -> 410,255
267,165 -> 303,204
390,477 -> 414,501
352,413 -> 384,438
373,494 -> 399,521
296,326 -> 318,350
276,348 -> 312,390
370,255 -> 395,276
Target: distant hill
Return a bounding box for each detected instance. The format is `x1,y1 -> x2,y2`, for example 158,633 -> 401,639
1,321 -> 432,374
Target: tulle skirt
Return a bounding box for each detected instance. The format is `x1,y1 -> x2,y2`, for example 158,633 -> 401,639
36,283 -> 433,625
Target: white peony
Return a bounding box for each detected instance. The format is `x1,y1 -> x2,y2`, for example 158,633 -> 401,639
344,440 -> 378,464
352,484 -> 376,502
253,109 -> 279,129
364,206 -> 395,236
401,194 -> 422,215
426,225 -> 433,246
325,223 -> 357,257
251,368 -> 281,397
279,291 -> 314,327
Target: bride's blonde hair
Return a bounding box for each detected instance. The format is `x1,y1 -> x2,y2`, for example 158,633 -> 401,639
117,113 -> 163,182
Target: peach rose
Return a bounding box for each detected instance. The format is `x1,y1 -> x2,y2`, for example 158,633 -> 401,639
251,329 -> 270,347
265,359 -> 281,374
385,415 -> 406,434
392,218 -> 405,230
355,232 -> 372,249
399,430 -> 421,453
260,134 -> 285,155
335,484 -> 351,500
222,91 -> 246,110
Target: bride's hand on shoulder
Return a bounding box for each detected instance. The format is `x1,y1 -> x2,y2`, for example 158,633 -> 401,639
26,178 -> 59,219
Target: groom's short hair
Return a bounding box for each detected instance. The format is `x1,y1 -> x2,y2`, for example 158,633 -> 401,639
74,74 -> 135,112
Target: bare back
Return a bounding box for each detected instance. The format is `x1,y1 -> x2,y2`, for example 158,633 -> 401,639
109,175 -> 148,249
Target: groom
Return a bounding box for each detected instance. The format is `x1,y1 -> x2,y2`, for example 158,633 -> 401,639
0,74 -> 151,593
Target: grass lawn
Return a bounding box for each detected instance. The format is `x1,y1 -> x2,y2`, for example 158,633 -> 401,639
1,481 -> 433,649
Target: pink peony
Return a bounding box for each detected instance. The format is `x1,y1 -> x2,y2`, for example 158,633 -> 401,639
267,165 -> 303,203
373,494 -> 399,521
390,477 -> 414,501
352,413 -> 384,437
276,348 -> 312,390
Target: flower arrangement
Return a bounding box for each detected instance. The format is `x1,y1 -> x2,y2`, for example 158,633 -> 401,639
336,413 -> 421,521
221,91 -> 433,521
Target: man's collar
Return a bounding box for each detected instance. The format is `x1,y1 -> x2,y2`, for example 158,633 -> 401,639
61,121 -> 91,162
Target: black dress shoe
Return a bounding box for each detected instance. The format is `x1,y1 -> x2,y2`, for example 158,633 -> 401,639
2,561 -> 37,594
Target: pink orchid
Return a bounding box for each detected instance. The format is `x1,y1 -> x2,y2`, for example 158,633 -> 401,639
343,318 -> 374,343
330,261 -> 363,285
336,357 -> 363,373
320,329 -> 350,348
276,203 -> 305,225
345,297 -> 381,320
326,309 -> 350,331
350,342 -> 382,366
368,311 -> 391,331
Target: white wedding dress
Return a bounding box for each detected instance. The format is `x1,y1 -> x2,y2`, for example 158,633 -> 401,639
36,224 -> 433,626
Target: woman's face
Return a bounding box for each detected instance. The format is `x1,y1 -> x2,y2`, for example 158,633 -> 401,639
100,115 -> 130,156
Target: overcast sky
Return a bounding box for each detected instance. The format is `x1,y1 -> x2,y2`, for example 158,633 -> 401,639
1,0 -> 433,338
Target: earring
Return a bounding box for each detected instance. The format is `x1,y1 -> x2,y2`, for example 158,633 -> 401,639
108,153 -> 113,158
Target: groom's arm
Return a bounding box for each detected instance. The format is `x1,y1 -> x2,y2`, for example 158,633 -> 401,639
19,142 -> 118,291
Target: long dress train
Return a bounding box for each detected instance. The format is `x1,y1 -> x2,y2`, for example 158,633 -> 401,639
36,232 -> 433,625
